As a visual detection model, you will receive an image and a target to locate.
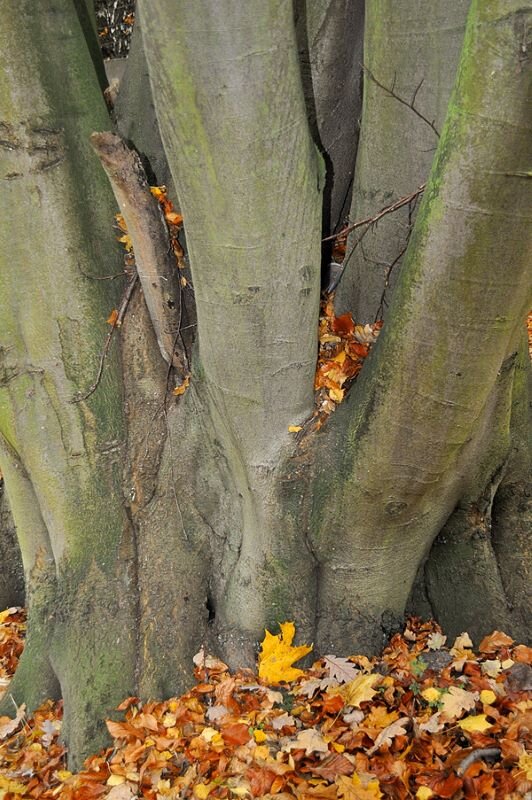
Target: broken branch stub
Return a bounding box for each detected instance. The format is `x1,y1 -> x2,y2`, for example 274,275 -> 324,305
90,131 -> 186,373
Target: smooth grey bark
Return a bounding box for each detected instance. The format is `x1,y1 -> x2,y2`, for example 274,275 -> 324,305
295,0 -> 365,238
415,335 -> 531,645
309,0 -> 532,653
0,483 -> 24,609
138,0 -> 323,661
0,0 -> 136,767
491,336 -> 532,642
335,0 -> 470,321
114,22 -> 175,190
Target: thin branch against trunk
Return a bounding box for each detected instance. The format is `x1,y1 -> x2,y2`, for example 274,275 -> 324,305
363,67 -> 440,139
70,272 -> 138,403
90,131 -> 187,374
323,183 -> 426,243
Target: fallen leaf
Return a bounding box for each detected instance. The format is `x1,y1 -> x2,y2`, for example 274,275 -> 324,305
368,717 -> 409,754
439,686 -> 477,720
173,375 -> 190,396
518,752 -> 532,780
457,714 -> 493,733
479,689 -> 497,705
107,309 -> 119,326
451,633 -> 473,651
0,703 -> 26,740
427,632 -> 447,650
165,211 -> 183,226
479,631 -> 514,653
288,425 -> 302,433
419,712 -> 444,734
282,727 -> 329,756
258,622 -> 312,684
272,713 -> 296,730
336,772 -> 382,799
323,655 -> 360,683
336,674 -> 380,708
312,753 -> 354,781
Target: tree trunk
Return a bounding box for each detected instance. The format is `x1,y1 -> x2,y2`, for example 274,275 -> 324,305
335,0 -> 470,321
294,0 -> 365,238
0,481 -> 24,609
0,0 -> 136,764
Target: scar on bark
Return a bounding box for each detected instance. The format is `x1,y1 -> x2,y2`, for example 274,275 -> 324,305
90,131 -> 187,375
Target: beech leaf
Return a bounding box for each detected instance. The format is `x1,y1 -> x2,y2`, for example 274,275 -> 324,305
336,673 -> 380,708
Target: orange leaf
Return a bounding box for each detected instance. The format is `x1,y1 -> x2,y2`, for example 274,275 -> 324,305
165,211 -> 183,226
107,309 -> 119,326
479,631 -> 514,653
173,375 -> 190,396
331,313 -> 355,336
221,722 -> 251,745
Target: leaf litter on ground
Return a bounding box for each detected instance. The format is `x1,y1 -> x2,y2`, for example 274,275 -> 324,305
0,611 -> 531,799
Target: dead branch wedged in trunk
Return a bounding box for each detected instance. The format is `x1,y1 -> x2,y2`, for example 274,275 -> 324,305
90,131 -> 187,375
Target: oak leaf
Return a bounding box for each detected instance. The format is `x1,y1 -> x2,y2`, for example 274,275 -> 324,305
258,622 -> 312,684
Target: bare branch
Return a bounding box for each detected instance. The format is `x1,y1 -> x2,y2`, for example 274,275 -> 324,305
77,261 -> 126,281
364,66 -> 440,139
323,184 -> 426,244
70,273 -> 138,403
374,190 -> 422,321
457,748 -> 501,776
323,184 -> 426,293
90,131 -> 187,373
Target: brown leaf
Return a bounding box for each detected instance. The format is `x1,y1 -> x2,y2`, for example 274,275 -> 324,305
311,753 -> 354,781
479,631 -> 514,654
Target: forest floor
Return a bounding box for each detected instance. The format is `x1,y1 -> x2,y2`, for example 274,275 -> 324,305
0,608 -> 531,800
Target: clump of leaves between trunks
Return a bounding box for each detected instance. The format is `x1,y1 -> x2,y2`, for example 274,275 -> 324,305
1,612 -> 531,800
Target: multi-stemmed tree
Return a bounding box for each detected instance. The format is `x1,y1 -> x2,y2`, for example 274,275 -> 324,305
0,0 -> 529,766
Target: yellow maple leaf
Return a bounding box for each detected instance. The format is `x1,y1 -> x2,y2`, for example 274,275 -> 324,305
336,673 -> 381,708
258,621 -> 312,684
457,714 -> 493,733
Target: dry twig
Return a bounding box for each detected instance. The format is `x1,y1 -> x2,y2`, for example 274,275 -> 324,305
70,273 -> 138,403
